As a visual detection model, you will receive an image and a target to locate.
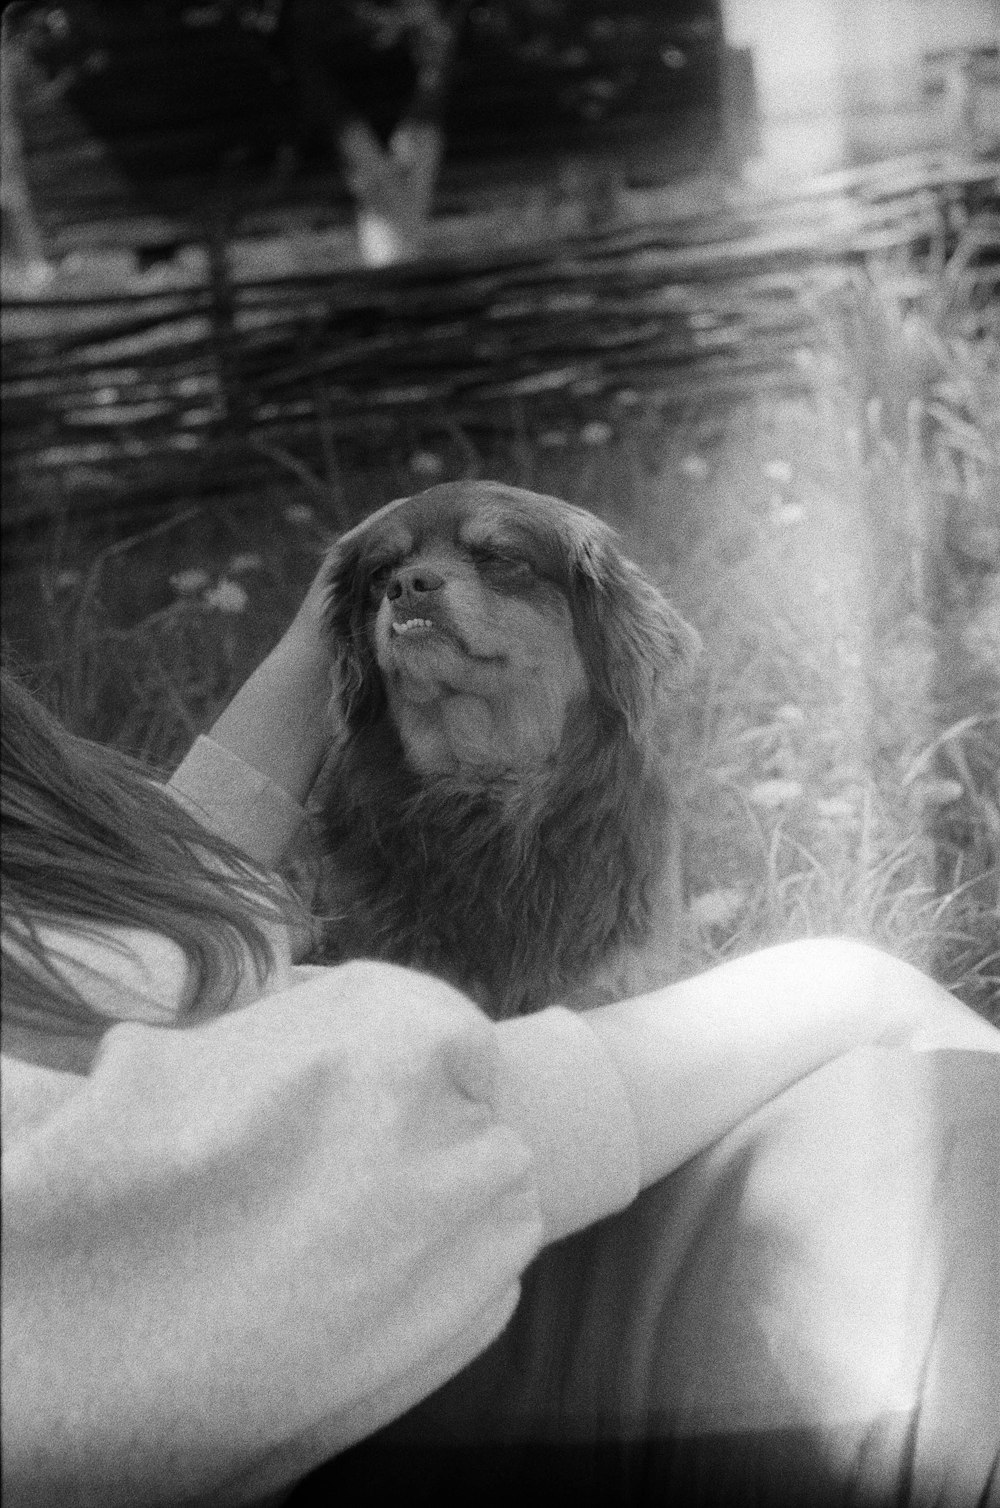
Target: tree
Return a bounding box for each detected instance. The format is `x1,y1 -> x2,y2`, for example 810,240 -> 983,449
1,3 -> 51,290
281,0 -> 466,266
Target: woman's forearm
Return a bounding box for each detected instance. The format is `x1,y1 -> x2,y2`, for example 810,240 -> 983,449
206,559 -> 335,806
583,939 -> 999,1189
206,632 -> 332,807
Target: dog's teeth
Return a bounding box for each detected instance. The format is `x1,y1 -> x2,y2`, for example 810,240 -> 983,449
392,618 -> 434,635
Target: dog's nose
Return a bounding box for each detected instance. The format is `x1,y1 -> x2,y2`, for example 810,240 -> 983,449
387,566 -> 445,601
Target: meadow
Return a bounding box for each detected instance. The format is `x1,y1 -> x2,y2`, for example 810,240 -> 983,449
3,243 -> 998,1018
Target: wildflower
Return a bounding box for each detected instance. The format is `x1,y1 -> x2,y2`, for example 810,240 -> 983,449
54,569 -> 82,591
580,421 -> 613,446
227,552 -> 264,575
816,796 -> 856,821
680,454 -> 709,479
204,579 -> 248,614
773,704 -> 805,726
170,568 -> 210,596
913,778 -> 964,808
748,778 -> 803,809
771,502 -> 805,526
177,375 -> 211,398
688,887 -> 745,930
538,431 -> 568,448
283,503 -> 315,527
764,459 -> 793,484
409,451 -> 443,478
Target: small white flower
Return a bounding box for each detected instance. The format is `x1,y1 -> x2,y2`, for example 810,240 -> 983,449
817,796 -> 856,821
748,778 -> 803,809
170,568 -> 210,595
538,430 -> 568,448
204,579 -> 248,614
913,778 -> 964,808
773,703 -> 805,726
771,502 -> 805,526
54,569 -> 82,590
409,450 -> 443,478
688,887 -> 745,930
283,503 -> 315,526
680,453 -> 709,479
580,420 -> 613,446
177,375 -> 210,398
227,552 -> 264,575
764,459 -> 793,484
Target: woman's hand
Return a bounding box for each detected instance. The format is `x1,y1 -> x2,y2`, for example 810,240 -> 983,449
205,552 -> 335,807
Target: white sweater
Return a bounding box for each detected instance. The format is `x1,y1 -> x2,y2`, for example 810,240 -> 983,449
1,737 -> 641,1508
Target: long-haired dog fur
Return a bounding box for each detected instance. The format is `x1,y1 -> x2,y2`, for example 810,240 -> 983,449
312,481 -> 700,1019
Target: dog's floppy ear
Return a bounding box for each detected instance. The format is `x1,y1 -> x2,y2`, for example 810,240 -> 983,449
569,528 -> 701,737
322,526 -> 386,727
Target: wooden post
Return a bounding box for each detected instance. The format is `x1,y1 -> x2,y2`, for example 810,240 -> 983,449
0,4 -> 51,291
285,0 -> 464,267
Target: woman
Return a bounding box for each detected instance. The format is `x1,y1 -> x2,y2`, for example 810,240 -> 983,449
2,563 -> 996,1508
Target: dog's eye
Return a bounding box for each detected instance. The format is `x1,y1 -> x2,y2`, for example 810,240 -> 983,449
471,550 -> 534,584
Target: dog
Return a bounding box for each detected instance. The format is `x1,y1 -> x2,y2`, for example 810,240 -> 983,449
312,480 -> 700,1018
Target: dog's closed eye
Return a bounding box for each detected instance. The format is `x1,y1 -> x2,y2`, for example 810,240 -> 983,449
469,548 -> 536,588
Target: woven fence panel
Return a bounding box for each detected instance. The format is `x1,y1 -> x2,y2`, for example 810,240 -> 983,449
3,150 -> 997,531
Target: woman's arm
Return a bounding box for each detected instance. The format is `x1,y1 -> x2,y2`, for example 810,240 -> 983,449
563,939 -> 999,1190
168,560 -> 336,868
204,557 -> 333,807
1,964 -> 547,1508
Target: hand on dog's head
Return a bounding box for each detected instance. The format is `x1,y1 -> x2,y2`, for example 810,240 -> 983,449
324,481 -> 699,779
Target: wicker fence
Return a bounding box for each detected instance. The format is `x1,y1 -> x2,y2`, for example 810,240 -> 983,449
2,150 -> 997,534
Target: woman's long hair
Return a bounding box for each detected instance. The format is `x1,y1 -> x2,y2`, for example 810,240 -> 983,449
1,666 -> 308,1046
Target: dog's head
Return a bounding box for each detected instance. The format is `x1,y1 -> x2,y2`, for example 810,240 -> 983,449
324,481 -> 699,777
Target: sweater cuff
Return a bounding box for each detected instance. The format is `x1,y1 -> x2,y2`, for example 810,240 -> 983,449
169,735 -> 307,869
494,1006 -> 641,1244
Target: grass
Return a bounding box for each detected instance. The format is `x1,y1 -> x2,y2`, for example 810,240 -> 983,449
3,245 -> 998,1020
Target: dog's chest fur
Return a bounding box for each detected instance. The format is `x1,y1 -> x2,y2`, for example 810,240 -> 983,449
314,711 -> 675,1018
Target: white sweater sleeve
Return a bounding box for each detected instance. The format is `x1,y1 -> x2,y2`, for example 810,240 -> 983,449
1,961 -> 639,1508
168,733 -> 308,868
